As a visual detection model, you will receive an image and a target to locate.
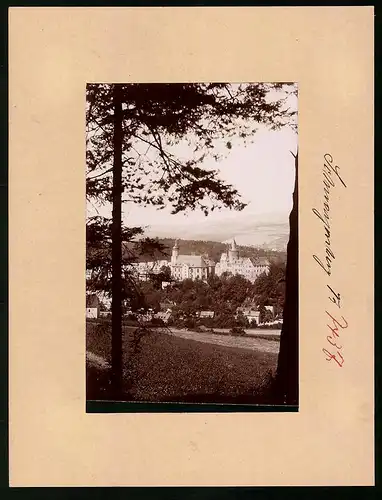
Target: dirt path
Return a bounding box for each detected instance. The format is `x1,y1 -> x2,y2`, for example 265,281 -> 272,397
213,328 -> 281,337
163,328 -> 280,354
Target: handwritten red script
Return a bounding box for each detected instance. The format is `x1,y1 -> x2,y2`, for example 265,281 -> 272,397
322,286 -> 348,367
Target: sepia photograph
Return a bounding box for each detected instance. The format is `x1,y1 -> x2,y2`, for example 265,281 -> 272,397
86,82 -> 298,407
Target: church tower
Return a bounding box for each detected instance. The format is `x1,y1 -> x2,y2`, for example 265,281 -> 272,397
228,238 -> 239,262
171,239 -> 179,265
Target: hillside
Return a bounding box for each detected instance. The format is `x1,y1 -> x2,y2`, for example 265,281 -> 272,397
128,237 -> 287,264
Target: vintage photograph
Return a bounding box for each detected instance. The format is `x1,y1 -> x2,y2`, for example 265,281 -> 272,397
86,82 -> 298,407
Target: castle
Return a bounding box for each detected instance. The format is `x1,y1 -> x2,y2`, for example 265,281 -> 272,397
132,239 -> 270,283
169,239 -> 215,280
215,239 -> 270,283
132,239 -> 214,282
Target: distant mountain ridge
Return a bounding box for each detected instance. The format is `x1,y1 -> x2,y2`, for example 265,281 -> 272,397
259,234 -> 290,251
142,211 -> 290,250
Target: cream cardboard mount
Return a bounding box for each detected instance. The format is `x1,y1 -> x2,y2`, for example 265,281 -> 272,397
8,7 -> 374,487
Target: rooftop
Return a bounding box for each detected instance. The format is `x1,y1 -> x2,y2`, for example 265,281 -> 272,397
86,294 -> 99,308
251,257 -> 271,266
173,255 -> 207,267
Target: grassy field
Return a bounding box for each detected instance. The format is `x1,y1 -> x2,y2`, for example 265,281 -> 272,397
86,321 -> 279,404
199,328 -> 281,342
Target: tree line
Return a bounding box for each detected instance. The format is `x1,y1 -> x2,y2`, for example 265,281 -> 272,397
130,262 -> 285,328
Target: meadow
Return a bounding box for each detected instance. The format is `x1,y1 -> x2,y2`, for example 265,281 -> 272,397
87,321 -> 279,404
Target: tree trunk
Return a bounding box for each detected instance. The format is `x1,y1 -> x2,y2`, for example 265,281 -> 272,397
274,151 -> 299,406
111,84 -> 123,397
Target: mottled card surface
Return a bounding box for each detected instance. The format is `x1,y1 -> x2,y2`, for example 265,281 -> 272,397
9,6 -> 374,486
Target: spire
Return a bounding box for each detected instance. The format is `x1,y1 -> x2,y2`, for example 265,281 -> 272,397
171,239 -> 179,265
228,237 -> 238,262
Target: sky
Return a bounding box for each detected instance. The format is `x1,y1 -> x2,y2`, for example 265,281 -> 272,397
87,86 -> 298,245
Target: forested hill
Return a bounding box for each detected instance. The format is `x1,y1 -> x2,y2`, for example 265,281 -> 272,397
131,237 -> 287,264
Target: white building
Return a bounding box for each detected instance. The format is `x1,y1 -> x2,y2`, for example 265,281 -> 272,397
215,239 -> 270,283
131,240 -> 215,282
170,240 -> 214,281
132,259 -> 170,281
154,311 -> 172,323
86,294 -> 100,319
197,310 -> 215,319
236,306 -> 260,325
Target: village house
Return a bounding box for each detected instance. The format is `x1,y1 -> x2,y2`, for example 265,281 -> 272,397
154,311 -> 172,324
197,310 -> 215,319
131,240 -> 215,282
236,305 -> 261,325
86,294 -> 100,319
264,305 -> 274,315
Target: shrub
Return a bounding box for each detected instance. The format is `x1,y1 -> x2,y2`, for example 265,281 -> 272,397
184,318 -> 196,329
86,362 -> 112,400
229,326 -> 247,337
192,326 -> 204,333
150,317 -> 164,327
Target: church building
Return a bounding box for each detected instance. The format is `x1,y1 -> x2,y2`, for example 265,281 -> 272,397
132,239 -> 215,282
170,240 -> 215,281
